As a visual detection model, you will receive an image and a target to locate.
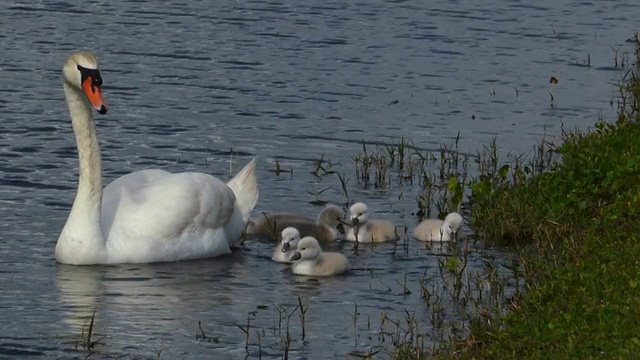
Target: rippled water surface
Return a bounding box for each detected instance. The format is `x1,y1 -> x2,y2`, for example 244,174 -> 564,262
0,0 -> 637,358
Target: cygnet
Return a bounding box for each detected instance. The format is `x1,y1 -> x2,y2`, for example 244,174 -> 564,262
413,212 -> 463,242
345,202 -> 398,243
272,227 -> 301,263
246,205 -> 344,242
290,236 -> 349,276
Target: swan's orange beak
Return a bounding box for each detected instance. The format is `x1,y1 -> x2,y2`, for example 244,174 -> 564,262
81,76 -> 108,114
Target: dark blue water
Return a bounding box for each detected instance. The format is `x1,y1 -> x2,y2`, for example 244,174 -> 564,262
0,0 -> 637,358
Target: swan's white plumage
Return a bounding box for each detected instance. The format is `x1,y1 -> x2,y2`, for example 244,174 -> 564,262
55,51 -> 259,265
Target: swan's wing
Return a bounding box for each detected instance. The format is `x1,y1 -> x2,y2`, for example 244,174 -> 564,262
101,169 -> 171,236
102,170 -> 236,247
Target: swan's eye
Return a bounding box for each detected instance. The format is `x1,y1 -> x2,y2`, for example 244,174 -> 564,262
77,65 -> 103,89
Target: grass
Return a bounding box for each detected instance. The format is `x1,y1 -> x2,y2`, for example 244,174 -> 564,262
349,135 -> 467,220
428,54 -> 640,358
76,310 -> 103,351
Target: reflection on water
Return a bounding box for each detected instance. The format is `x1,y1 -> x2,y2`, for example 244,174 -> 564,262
55,256 -> 250,357
0,0 -> 636,357
48,239 -> 512,358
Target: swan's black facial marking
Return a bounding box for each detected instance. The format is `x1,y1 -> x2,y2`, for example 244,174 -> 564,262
77,65 -> 103,90
77,64 -> 108,114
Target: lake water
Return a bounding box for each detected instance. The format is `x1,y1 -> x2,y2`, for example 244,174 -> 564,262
0,0 -> 637,358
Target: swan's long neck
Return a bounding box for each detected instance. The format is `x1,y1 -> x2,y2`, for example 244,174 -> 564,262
55,82 -> 107,264
318,215 -> 338,240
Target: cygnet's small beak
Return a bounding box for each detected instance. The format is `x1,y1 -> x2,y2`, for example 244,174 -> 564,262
350,218 -> 360,227
282,242 -> 291,252
291,252 -> 302,261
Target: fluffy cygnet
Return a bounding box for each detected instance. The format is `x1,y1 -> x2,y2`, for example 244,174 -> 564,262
246,205 -> 345,242
344,202 -> 398,243
272,227 -> 301,263
413,212 -> 463,242
290,237 -> 349,276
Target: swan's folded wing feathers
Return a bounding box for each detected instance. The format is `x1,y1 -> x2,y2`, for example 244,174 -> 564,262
195,173 -> 236,229
102,171 -> 234,243
226,158 -> 258,223
101,169 -> 173,238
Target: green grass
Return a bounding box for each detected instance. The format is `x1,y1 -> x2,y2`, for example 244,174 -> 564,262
434,64 -> 640,358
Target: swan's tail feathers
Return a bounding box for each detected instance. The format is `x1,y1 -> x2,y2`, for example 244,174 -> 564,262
227,158 -> 259,223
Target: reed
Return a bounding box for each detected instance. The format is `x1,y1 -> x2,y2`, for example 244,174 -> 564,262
268,157 -> 292,176
307,185 -> 331,206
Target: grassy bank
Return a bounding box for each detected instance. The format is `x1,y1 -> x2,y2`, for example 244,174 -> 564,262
436,59 -> 640,357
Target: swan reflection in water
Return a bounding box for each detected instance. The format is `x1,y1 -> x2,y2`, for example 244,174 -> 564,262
55,256 -> 249,355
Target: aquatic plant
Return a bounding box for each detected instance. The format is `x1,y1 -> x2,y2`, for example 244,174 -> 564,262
311,153 -> 336,177
434,42 -> 640,358
268,157 -> 292,176
307,185 -> 331,206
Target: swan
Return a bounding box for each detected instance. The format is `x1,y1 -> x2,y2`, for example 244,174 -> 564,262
345,202 -> 397,243
272,227 -> 301,263
246,204 -> 344,242
55,51 -> 259,265
290,237 -> 349,276
413,212 -> 463,242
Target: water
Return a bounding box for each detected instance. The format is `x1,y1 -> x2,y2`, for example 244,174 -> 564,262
0,0 -> 637,358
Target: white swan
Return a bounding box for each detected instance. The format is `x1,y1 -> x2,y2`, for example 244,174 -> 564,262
55,51 -> 259,265
413,212 -> 463,242
272,227 -> 301,263
290,237 -> 349,276
345,202 -> 398,243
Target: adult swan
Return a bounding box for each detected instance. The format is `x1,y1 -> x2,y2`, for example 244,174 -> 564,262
55,51 -> 259,265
